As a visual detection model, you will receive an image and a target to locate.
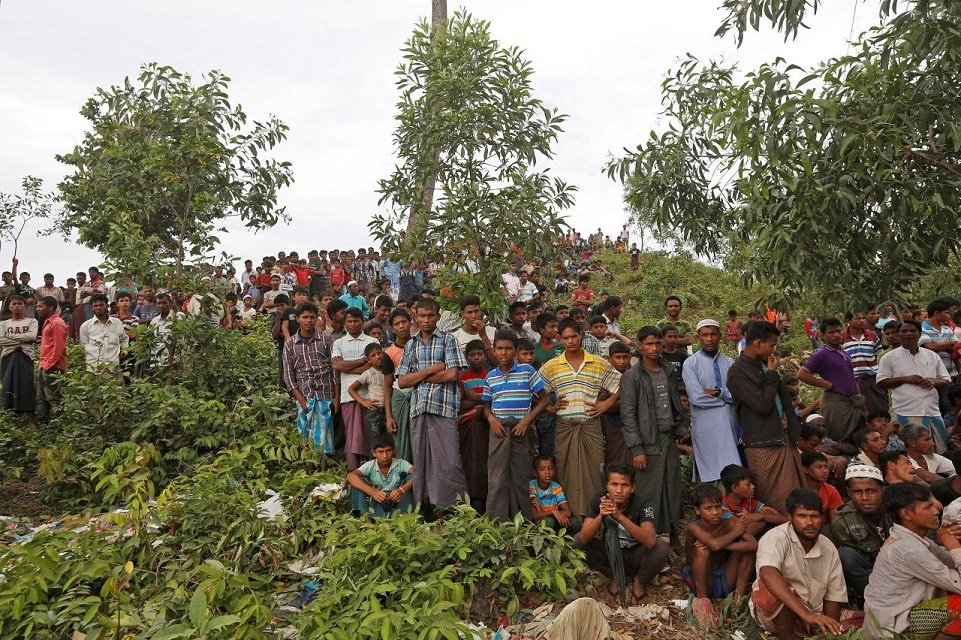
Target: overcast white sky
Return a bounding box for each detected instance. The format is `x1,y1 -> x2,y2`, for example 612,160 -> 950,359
0,1 -> 874,281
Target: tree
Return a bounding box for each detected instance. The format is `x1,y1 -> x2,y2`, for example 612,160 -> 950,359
56,63 -> 293,287
0,176 -> 55,260
370,11 -> 575,318
607,0 -> 961,307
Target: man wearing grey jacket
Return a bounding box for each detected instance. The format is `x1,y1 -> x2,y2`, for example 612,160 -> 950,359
620,325 -> 690,541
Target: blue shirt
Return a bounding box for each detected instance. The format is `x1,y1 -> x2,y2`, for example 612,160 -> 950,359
529,480 -> 568,512
339,292 -> 370,319
482,361 -> 544,420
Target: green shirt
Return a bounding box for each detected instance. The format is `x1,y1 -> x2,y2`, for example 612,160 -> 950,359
830,502 -> 890,558
656,318 -> 692,339
533,341 -> 563,370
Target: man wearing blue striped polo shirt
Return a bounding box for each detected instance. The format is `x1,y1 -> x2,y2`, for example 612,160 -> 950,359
483,329 -> 550,521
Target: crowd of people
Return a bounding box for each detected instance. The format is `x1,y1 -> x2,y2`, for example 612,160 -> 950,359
9,226 -> 961,638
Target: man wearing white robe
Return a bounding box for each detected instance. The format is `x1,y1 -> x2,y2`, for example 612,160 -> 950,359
682,319 -> 742,482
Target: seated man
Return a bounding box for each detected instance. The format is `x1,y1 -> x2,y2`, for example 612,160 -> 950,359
903,423 -> 956,484
750,488 -> 847,638
852,427 -> 887,468
932,450 -> 961,508
863,482 -> 961,639
575,463 -> 670,603
881,449 -> 922,485
831,463 -> 891,606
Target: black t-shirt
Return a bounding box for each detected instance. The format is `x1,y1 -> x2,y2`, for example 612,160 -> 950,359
932,478 -> 961,508
662,349 -> 687,370
584,492 -> 654,548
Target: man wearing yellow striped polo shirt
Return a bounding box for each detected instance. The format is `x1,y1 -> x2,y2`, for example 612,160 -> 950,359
539,317 -> 621,517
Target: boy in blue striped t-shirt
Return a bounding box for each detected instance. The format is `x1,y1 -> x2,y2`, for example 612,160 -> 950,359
483,329 -> 550,521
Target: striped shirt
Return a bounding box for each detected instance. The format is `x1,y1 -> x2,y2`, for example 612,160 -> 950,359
482,362 -> 544,420
919,321 -> 958,378
538,351 -> 620,419
283,330 -> 336,401
529,480 -> 568,512
581,334 -> 601,356
398,329 -> 468,420
842,329 -> 880,378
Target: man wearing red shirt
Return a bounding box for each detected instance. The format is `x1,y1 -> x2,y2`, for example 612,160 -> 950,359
36,295 -> 68,422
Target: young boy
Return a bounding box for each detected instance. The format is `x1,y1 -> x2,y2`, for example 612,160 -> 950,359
459,340 -> 490,510
483,330 -> 550,520
660,324 -> 687,369
516,338 -> 536,366
725,310 -> 742,351
629,242 -> 640,271
684,484 -> 758,626
328,260 -> 346,293
589,315 -> 615,360
533,312 -> 562,370
801,450 -> 843,525
529,456 -> 577,531
571,275 -> 594,313
719,464 -> 786,537
867,409 -> 903,451
602,340 -> 633,467
348,342 -> 388,445
347,433 -> 415,518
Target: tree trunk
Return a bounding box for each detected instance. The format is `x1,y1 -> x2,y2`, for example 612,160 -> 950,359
404,0 -> 448,246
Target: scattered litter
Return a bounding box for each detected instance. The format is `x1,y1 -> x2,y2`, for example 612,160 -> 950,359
670,598 -> 689,609
256,490 -> 287,523
308,483 -> 345,501
625,603 -> 668,622
732,631 -> 747,640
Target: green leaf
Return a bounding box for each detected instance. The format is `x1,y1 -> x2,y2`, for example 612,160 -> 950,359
188,586 -> 207,629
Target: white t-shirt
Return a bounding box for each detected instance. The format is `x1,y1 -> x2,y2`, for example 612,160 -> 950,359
332,332 -> 379,403
877,346 -> 950,417
517,282 -> 538,303
452,326 -> 496,352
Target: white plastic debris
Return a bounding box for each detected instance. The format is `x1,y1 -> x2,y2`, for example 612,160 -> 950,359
256,490 -> 287,523
308,483 -> 345,501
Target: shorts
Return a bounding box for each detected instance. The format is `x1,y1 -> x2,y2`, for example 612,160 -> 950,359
682,564 -> 730,599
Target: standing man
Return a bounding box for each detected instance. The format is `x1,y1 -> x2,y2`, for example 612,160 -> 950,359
878,319 -> 952,452
283,302 -> 337,453
79,293 -> 128,371
842,310 -> 887,415
796,318 -> 863,444
620,326 -> 689,542
339,281 -> 370,320
920,298 -> 958,418
333,308 -> 379,470
35,296 -> 68,422
35,274 -> 64,308
397,298 -> 469,512
600,296 -> 631,345
538,317 -> 620,517
727,321 -> 803,513
452,294 -> 496,362
681,319 -> 740,483
656,295 -> 693,347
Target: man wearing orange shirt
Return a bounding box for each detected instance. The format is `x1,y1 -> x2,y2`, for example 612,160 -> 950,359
36,295 -> 68,423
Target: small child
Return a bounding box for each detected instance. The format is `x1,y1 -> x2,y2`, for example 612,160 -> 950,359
589,316 -> 615,360
801,450 -> 843,525
629,242 -> 639,271
725,310 -> 742,351
516,338 -> 536,366
459,340 -> 490,510
719,464 -> 786,537
348,342 -> 388,442
602,341 -> 632,467
529,456 -> 577,531
483,330 -> 550,521
684,484 -> 758,626
347,433 -> 415,518
534,312 -> 563,370
363,321 -> 384,344
571,275 -> 594,313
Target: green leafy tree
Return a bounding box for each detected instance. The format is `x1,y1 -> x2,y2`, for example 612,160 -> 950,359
56,63 -> 293,287
0,176 -> 55,260
370,11 -> 575,318
608,0 -> 961,307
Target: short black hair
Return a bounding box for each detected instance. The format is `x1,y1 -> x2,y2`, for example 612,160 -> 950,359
947,384 -> 961,407
370,432 -> 396,451
691,483 -> 723,508
852,428 -> 873,447
664,295 -> 682,307
928,298 -> 953,317
799,422 -> 825,441
720,464 -> 753,491
882,320 -> 902,332
38,296 -> 59,311
517,338 -> 536,352
866,410 -> 890,422
297,301 -> 319,316
274,294 -> 291,306
745,320 -> 780,343
388,308 -> 411,325
786,488 -> 823,514
326,299 -> 348,317
883,481 -> 932,525
364,342 -> 383,357
508,301 -> 527,315
557,318 -> 581,335
417,298 -> 440,313
949,449 -> 961,477
535,312 -> 557,332
374,295 -> 393,309
660,323 -> 677,334
292,285 -> 309,297
879,449 -> 909,476
533,455 -> 555,470
589,315 -> 607,327
464,339 -> 485,356
493,329 -> 518,348
605,463 -> 635,484
602,296 -> 622,311
90,293 -> 109,305
459,294 -> 481,311
800,450 -> 827,467
344,307 -> 364,320
636,325 -> 662,342
114,290 -> 132,302
901,318 -> 923,332
819,317 -> 842,335
608,340 -> 630,356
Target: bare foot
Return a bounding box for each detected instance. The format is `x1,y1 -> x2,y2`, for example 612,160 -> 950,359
631,577 -> 646,600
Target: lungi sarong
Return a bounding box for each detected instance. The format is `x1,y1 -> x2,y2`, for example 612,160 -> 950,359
555,416 -> 605,518
821,390 -> 864,444
603,416 -> 632,468
390,388 -> 413,462
458,414 -> 489,502
0,350 -> 35,413
296,397 -> 334,453
486,419 -> 535,520
906,595 -> 961,639
743,439 -> 804,513
342,401 -> 368,471
633,430 -> 681,536
411,414 -> 468,509
858,375 -> 889,416
350,486 -> 416,518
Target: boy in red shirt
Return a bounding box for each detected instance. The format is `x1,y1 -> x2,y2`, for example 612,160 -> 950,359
571,275 -> 594,313
329,260 -> 346,293
801,450 -> 843,525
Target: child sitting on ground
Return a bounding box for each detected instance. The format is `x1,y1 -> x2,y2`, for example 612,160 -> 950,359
529,456 -> 578,532
347,433 -> 414,518
684,484 -> 758,627
801,450 -> 843,525
348,342 -> 388,442
719,464 -> 786,537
